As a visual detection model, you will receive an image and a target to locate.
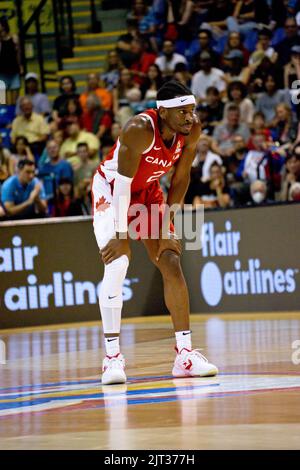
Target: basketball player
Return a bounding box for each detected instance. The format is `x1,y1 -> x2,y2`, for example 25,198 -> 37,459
92,81 -> 218,384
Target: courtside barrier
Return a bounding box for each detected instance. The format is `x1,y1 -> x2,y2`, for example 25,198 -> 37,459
0,203 -> 299,328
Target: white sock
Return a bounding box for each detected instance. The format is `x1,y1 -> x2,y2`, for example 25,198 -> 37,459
175,330 -> 192,353
105,336 -> 120,357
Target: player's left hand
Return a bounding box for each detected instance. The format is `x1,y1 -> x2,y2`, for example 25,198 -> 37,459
100,238 -> 131,265
156,237 -> 182,262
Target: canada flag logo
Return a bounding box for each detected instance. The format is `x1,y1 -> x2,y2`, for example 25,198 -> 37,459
95,196 -> 110,213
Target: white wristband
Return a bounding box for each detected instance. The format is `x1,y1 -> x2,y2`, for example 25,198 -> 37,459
112,172 -> 133,233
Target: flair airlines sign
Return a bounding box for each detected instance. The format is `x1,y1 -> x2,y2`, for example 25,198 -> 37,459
0,218 -> 166,329
182,204 -> 300,313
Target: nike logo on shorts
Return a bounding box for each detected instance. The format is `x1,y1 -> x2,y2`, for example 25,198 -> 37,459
154,146 -> 162,150
108,295 -> 117,299
182,331 -> 191,335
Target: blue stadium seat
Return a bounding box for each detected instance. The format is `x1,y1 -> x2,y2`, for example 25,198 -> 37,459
271,28 -> 285,46
243,30 -> 258,53
0,105 -> 16,128
0,128 -> 11,148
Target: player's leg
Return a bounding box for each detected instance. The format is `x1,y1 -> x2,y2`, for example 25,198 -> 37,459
92,173 -> 129,384
142,238 -> 218,377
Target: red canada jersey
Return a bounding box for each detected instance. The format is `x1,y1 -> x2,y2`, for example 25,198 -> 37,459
97,109 -> 186,193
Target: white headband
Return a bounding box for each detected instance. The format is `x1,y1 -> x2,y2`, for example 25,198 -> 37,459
156,95 -> 196,109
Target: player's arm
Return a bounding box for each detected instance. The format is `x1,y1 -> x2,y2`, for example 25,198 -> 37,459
156,118 -> 201,261
100,116 -> 153,264
165,117 -> 201,225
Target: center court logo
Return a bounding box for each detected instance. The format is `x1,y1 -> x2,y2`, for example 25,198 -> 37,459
200,221 -> 298,307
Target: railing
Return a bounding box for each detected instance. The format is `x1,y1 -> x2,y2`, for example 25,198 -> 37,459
90,0 -> 102,33
14,0 -> 75,92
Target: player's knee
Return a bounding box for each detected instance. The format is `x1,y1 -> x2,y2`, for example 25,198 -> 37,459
104,254 -> 129,273
158,250 -> 182,279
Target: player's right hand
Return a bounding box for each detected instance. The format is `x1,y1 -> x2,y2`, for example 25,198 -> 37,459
100,238 -> 131,265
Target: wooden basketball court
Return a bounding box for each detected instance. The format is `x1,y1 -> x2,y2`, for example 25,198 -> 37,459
0,312 -> 300,450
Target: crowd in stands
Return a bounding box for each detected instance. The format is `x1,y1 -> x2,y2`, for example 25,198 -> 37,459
1,0 -> 300,221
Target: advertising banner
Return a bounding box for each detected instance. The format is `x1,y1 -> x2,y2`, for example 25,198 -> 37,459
182,204 -> 300,313
0,217 -> 167,329
0,204 -> 299,329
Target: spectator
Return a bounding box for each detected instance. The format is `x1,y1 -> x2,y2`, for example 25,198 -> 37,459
223,49 -> 251,85
191,162 -> 231,209
116,19 -> 140,68
280,149 -> 300,200
173,62 -> 192,88
191,51 -> 226,103
222,31 -> 250,66
248,111 -> 272,147
79,73 -> 112,112
255,74 -> 291,124
11,97 -> 49,157
212,104 -> 251,157
82,94 -> 112,141
284,44 -> 300,88
0,16 -> 21,105
175,0 -> 200,42
155,40 -> 187,79
58,97 -> 83,129
189,28 -> 220,72
38,129 -> 64,170
75,179 -> 92,215
140,63 -> 163,103
127,0 -> 148,24
275,17 -> 300,67
59,122 -> 100,160
0,135 -> 13,185
249,55 -> 283,94
16,73 -> 51,116
52,76 -> 79,122
101,50 -> 123,91
241,133 -> 269,183
195,103 -> 213,135
38,139 -> 73,186
112,68 -> 141,126
270,103 -> 298,145
129,38 -> 156,86
1,158 -> 47,219
249,27 -> 278,66
194,134 -> 223,182
205,86 -> 225,128
288,181 -> 300,201
249,179 -> 270,205
70,142 -> 99,189
223,80 -> 255,125
225,0 -> 265,37
52,177 -> 83,217
10,136 -> 34,173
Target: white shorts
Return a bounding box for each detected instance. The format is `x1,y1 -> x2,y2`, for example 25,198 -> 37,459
92,172 -> 116,250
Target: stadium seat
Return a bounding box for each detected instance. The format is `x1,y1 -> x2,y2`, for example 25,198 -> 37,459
0,128 -> 11,148
0,105 -> 16,128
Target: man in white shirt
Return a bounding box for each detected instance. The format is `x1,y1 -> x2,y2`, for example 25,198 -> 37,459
191,51 -> 226,103
155,40 -> 187,79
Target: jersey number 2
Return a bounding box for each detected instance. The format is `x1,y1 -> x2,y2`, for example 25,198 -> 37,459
146,171 -> 165,183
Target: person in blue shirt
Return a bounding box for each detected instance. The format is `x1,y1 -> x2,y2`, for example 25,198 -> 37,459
38,139 -> 74,200
1,158 -> 48,219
